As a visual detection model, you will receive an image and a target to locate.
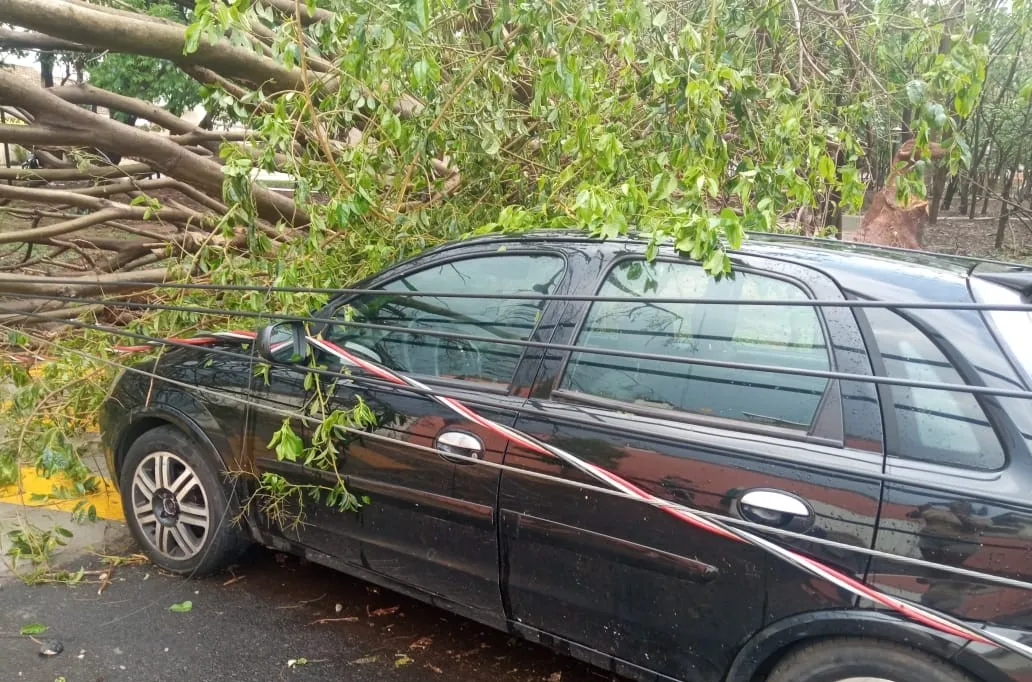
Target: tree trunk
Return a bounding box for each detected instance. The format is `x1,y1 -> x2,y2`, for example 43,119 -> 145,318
39,52 -> 55,88
995,166 -> 1016,249
928,166 -> 948,223
982,160 -> 1002,216
941,176 -> 958,212
967,172 -> 979,219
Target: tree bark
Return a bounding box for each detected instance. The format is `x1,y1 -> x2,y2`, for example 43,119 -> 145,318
39,52 -> 55,88
0,162 -> 152,181
983,157 -> 1004,216
261,0 -> 333,25
995,166 -> 1016,249
0,27 -> 96,52
928,166 -> 948,223
941,175 -> 958,212
0,267 -> 169,296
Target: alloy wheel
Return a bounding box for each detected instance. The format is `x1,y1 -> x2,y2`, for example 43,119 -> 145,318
130,451 -> 211,560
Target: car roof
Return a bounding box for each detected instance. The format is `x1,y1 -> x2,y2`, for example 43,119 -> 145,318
429,229 -> 1032,303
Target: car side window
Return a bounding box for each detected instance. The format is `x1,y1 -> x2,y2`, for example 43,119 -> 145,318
323,253 -> 565,385
559,260 -> 831,431
863,307 -> 1005,470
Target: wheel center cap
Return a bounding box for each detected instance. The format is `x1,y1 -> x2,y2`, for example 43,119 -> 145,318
152,490 -> 180,527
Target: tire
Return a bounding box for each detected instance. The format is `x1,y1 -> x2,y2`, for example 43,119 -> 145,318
766,638 -> 974,682
119,425 -> 248,576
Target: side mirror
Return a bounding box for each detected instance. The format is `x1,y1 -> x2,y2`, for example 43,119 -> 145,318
256,321 -> 309,363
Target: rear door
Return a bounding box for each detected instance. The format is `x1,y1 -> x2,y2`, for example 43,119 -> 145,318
861,301 -> 1032,632
498,249 -> 886,682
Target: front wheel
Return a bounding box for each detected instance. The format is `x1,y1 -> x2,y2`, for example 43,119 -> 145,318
767,638 -> 975,682
120,425 -> 248,575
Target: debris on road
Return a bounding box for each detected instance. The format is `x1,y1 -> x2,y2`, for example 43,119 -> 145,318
38,639 -> 63,657
168,600 -> 193,613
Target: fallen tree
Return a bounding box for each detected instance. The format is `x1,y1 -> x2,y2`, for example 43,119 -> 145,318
0,0 -> 999,325
0,0 -> 1013,534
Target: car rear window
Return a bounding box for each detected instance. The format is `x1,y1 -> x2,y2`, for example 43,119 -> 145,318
970,277 -> 1032,382
863,307 -> 1005,470
559,260 -> 831,431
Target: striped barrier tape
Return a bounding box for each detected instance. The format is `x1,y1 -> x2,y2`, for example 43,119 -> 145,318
114,330 -> 1032,659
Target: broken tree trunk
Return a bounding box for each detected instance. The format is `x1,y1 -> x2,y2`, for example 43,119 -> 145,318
852,140 -> 947,249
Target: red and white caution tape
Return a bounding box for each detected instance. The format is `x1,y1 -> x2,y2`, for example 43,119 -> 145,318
120,331 -> 1032,659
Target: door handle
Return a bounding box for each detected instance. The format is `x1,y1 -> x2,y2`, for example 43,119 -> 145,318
737,489 -> 813,531
434,430 -> 484,464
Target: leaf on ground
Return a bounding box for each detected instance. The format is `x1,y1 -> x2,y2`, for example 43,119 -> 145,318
350,655 -> 379,665
368,605 -> 400,617
426,664 -> 443,674
395,654 -> 414,668
20,623 -> 47,635
287,657 -> 308,668
409,636 -> 433,650
168,600 -> 193,613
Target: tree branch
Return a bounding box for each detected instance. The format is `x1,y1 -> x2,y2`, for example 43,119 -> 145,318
0,27 -> 97,52
0,161 -> 153,181
0,71 -> 308,227
0,0 -> 308,93
0,267 -> 170,296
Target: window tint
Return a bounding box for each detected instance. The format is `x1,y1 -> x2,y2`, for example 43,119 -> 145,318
324,254 -> 565,385
864,307 -> 1005,470
560,260 -> 831,430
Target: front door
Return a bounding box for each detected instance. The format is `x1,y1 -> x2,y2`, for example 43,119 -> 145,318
278,247 -> 569,625
498,253 -> 885,682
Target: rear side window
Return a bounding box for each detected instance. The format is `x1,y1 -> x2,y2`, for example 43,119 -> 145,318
559,260 -> 831,431
864,307 -> 1005,470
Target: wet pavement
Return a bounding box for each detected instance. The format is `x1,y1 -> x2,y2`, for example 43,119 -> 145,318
0,546 -> 618,682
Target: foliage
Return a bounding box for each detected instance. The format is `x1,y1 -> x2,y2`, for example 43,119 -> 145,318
2,0 -> 1029,528
1,518 -> 86,584
86,0 -> 203,118
250,372 -> 378,530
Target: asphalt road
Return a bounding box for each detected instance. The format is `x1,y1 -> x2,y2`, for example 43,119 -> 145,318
0,547 -> 616,682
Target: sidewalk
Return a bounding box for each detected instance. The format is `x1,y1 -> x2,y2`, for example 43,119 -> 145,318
0,463 -> 131,580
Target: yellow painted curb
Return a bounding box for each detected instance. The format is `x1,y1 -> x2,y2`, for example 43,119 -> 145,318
0,466 -> 125,522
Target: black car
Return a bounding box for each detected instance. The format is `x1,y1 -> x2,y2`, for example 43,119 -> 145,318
99,232 -> 1032,682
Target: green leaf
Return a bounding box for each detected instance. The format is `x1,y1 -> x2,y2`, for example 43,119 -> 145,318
269,420 -> 304,462
652,8 -> 668,28
168,601 -> 193,613
1020,81 -> 1032,103
413,59 -> 430,88
183,23 -> 201,55
412,0 -> 429,30
817,155 -> 836,183
20,623 -> 47,635
905,79 -> 927,106
482,133 -> 501,156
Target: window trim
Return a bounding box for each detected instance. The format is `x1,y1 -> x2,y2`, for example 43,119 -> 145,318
552,388 -> 843,447
551,254 -> 840,441
315,248 -> 569,392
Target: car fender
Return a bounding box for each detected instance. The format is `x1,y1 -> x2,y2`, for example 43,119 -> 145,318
113,392 -> 240,478
724,609 -> 980,682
